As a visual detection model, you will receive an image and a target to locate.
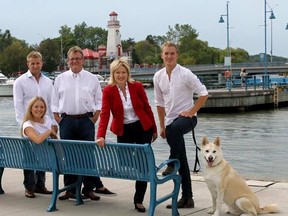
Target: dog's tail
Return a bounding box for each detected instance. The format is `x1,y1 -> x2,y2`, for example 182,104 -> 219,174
258,203 -> 280,214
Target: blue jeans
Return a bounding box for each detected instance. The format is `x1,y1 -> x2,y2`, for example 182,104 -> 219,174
23,170 -> 46,190
59,115 -> 103,194
166,116 -> 197,199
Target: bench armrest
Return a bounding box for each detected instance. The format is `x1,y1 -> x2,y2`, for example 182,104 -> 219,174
156,159 -> 180,174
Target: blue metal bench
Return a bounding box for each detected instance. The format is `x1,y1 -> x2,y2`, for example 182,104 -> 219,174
48,139 -> 181,216
0,137 -> 181,216
0,136 -> 54,194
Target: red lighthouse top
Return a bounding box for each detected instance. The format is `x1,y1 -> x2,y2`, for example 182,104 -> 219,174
109,11 -> 118,16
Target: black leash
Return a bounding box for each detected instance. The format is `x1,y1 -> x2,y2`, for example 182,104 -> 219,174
192,129 -> 201,173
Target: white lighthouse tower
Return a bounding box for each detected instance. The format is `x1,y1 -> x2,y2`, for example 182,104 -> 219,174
106,11 -> 122,60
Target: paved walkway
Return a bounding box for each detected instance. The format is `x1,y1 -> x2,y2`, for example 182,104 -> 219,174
1,168 -> 287,216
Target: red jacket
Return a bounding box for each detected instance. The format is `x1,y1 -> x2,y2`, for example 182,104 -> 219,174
97,81 -> 157,138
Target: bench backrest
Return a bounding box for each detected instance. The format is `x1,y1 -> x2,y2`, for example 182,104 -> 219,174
0,136 -> 53,172
49,139 -> 155,181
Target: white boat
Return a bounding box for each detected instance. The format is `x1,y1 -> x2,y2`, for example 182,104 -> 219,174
0,73 -> 14,97
96,74 -> 109,89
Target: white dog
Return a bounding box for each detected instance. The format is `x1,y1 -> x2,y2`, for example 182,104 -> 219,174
201,136 -> 279,216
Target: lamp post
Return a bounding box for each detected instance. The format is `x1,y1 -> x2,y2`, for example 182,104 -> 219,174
269,11 -> 276,63
264,1 -> 277,88
263,0 -> 269,89
286,23 -> 288,64
219,1 -> 231,90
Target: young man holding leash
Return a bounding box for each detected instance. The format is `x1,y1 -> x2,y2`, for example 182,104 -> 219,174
153,41 -> 208,208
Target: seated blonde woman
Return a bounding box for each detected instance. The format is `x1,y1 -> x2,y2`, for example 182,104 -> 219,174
21,96 -> 57,198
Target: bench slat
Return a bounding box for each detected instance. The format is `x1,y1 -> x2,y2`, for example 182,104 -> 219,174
0,137 -> 52,172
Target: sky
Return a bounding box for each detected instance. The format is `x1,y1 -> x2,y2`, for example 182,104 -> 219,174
1,0 -> 287,58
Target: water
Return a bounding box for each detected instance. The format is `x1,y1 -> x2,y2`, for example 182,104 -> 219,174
1,89 -> 287,182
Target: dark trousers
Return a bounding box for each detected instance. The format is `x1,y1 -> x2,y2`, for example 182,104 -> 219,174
59,116 -> 103,194
117,121 -> 153,204
23,170 -> 46,190
166,116 -> 197,199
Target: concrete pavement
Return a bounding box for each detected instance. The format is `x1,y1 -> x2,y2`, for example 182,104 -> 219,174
0,168 -> 287,216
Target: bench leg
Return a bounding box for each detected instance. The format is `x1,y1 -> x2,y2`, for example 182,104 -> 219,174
47,172 -> 60,212
171,177 -> 181,216
0,167 -> 4,194
75,176 -> 84,206
148,183 -> 157,216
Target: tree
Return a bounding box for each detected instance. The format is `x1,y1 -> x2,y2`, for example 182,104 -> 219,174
134,40 -> 160,64
59,22 -> 108,52
0,40 -> 30,75
231,48 -> 249,63
166,24 -> 198,45
0,29 -> 13,52
59,25 -> 77,55
38,38 -> 60,72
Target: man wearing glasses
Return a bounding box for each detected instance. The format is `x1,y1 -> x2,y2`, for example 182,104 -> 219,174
52,46 -> 116,201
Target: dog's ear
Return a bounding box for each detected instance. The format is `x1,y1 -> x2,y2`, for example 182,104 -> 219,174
214,137 -> 221,146
201,136 -> 209,146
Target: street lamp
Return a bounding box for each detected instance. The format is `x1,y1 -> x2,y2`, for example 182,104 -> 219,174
263,0 -> 270,89
219,1 -> 231,90
269,11 -> 276,63
286,23 -> 288,64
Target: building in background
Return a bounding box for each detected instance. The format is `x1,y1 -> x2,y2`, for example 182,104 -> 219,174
106,11 -> 122,60
81,11 -> 122,73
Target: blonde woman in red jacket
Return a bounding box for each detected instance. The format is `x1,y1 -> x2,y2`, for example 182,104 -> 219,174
96,58 -> 157,213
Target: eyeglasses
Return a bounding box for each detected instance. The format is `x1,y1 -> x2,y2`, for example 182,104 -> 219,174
68,57 -> 83,61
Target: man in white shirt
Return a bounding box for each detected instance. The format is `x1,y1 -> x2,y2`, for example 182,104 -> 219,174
52,46 -> 116,201
13,51 -> 56,198
153,41 -> 208,209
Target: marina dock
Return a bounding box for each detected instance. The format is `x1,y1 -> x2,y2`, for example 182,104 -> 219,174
1,168 -> 287,215
200,86 -> 288,112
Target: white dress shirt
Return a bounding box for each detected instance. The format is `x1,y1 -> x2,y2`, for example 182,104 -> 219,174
51,69 -> 102,115
117,83 -> 139,124
153,64 -> 208,126
13,71 -> 55,126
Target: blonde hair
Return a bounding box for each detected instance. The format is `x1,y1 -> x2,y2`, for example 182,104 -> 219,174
108,57 -> 133,85
27,51 -> 43,61
67,46 -> 84,59
20,96 -> 47,136
161,41 -> 179,53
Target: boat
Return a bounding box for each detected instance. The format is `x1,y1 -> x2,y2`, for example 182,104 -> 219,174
0,73 -> 14,97
96,74 -> 108,89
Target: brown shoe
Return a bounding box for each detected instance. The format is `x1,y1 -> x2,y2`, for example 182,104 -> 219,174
162,166 -> 174,176
59,191 -> 72,200
25,189 -> 35,198
34,187 -> 52,194
166,197 -> 194,209
83,191 -> 101,201
59,191 -> 89,201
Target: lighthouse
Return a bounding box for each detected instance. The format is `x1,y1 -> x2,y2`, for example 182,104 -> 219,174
106,11 -> 122,60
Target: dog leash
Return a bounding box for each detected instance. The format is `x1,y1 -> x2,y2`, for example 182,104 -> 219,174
192,129 -> 201,173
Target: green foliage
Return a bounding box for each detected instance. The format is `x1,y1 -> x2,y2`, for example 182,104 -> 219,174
1,22 -> 286,75
0,40 -> 29,75
73,22 -> 108,50
58,22 -> 107,55
38,38 -> 61,72
0,29 -> 13,52
134,40 -> 160,64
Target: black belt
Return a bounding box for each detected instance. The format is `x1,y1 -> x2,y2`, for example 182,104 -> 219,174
61,112 -> 93,119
